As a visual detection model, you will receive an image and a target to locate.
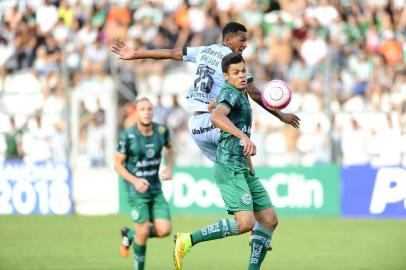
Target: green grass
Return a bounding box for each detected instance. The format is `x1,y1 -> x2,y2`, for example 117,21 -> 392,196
1,215 -> 405,270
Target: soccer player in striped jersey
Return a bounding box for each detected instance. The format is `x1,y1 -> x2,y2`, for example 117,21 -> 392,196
115,97 -> 174,270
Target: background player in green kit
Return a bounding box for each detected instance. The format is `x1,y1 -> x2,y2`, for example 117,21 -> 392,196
173,53 -> 277,270
115,97 -> 174,270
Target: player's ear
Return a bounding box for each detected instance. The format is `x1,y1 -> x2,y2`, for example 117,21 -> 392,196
223,72 -> 229,82
224,34 -> 231,46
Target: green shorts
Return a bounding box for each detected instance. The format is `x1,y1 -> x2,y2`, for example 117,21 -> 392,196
127,190 -> 171,224
214,162 -> 273,214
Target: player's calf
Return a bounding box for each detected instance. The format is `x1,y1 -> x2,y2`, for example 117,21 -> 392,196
234,212 -> 256,234
153,220 -> 172,237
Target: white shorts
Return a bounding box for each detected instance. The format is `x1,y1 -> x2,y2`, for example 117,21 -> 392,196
188,113 -> 220,162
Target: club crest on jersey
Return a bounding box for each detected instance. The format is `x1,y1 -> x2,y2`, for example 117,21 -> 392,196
131,209 -> 140,221
158,126 -> 166,134
242,193 -> 252,205
146,148 -> 155,158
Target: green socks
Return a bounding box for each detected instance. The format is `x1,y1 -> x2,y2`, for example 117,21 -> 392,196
190,218 -> 239,245
248,222 -> 273,270
126,224 -> 156,270
133,242 -> 146,270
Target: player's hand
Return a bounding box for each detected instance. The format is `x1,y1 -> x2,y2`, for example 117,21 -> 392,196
133,178 -> 150,193
160,167 -> 172,180
241,135 -> 256,157
111,40 -> 136,60
279,112 -> 301,128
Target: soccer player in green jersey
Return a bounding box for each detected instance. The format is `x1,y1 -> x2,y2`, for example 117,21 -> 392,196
115,97 -> 174,270
173,53 -> 277,270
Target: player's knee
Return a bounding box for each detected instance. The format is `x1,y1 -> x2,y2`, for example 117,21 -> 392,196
236,216 -> 255,233
261,215 -> 278,230
155,225 -> 171,237
136,226 -> 150,240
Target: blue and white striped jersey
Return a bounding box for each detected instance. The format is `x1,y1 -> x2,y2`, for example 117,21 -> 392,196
183,44 -> 253,112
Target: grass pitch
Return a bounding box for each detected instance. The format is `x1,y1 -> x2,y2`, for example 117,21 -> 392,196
1,215 -> 405,270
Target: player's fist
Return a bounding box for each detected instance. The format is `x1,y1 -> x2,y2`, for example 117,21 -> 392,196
134,178 -> 150,193
111,40 -> 136,60
241,135 -> 256,157
160,167 -> 172,181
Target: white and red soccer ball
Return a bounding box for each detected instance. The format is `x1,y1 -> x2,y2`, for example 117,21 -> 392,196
261,80 -> 292,110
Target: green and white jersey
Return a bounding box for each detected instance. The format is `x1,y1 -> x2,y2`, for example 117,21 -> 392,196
117,123 -> 170,194
215,82 -> 252,167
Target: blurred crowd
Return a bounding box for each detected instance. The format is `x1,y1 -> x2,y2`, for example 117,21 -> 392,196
0,0 -> 405,167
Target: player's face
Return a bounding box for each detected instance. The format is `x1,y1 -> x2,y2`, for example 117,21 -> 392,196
227,31 -> 248,54
224,62 -> 247,90
136,100 -> 153,126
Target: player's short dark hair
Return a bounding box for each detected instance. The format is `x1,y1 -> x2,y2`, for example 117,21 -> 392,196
222,22 -> 247,40
221,53 -> 245,73
135,97 -> 152,108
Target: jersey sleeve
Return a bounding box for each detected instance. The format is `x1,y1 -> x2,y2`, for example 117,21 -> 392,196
164,127 -> 170,146
217,88 -> 239,111
183,46 -> 203,63
157,124 -> 170,146
117,130 -> 129,155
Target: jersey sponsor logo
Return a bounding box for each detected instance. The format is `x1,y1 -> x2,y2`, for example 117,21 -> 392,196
200,47 -> 224,60
146,148 -> 155,158
201,54 -> 220,66
135,169 -> 158,177
191,125 -> 215,135
128,134 -> 135,139
136,159 -> 161,168
242,193 -> 252,205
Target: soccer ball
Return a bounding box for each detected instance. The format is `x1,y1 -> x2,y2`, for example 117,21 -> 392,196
261,80 -> 292,110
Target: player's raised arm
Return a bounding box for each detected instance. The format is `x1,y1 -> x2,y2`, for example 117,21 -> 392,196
111,40 -> 183,61
211,104 -> 256,157
246,82 -> 301,128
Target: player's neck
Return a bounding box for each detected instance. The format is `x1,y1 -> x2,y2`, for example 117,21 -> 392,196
136,122 -> 153,136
